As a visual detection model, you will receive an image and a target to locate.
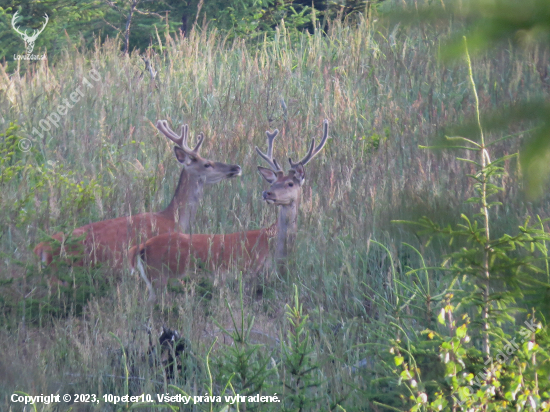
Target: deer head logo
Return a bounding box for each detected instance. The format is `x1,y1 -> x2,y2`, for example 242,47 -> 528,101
11,11 -> 49,55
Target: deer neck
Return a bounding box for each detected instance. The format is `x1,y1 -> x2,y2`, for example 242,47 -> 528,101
159,169 -> 204,233
275,195 -> 300,263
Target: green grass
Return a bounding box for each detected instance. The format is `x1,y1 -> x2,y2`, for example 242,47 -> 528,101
0,11 -> 549,411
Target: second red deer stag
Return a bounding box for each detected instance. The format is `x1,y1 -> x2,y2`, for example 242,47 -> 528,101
130,120 -> 329,300
34,120 -> 242,269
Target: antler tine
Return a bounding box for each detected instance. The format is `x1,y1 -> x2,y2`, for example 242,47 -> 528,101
192,132 -> 204,154
31,14 -> 49,40
255,129 -> 282,172
157,120 -> 206,155
157,120 -> 196,153
289,119 -> 329,168
178,124 -> 192,152
157,119 -> 182,146
11,11 -> 25,36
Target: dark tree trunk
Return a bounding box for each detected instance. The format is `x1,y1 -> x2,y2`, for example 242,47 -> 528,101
124,0 -> 138,54
181,13 -> 188,36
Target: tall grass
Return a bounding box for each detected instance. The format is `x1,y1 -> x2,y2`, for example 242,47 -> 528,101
0,12 -> 549,411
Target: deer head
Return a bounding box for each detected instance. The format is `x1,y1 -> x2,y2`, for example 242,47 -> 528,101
157,120 -> 242,184
155,119 -> 242,231
11,11 -> 49,55
257,119 -> 329,206
256,120 -> 329,262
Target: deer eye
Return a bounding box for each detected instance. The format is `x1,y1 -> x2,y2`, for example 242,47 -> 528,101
288,182 -> 294,187
204,164 -> 211,168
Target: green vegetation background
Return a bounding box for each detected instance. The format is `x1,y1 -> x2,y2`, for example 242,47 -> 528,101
1,0 -> 380,62
1,0 -> 550,411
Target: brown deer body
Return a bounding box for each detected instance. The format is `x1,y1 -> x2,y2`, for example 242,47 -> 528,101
129,223 -> 278,290
33,120 -> 242,269
131,120 -> 329,300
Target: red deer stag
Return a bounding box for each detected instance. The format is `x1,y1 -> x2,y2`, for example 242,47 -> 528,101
130,120 -> 329,301
34,120 -> 242,269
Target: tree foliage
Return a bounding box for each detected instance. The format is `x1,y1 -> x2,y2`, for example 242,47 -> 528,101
0,0 -> 385,66
392,0 -> 550,198
385,35 -> 550,412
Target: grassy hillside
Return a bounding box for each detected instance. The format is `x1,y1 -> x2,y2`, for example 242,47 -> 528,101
0,12 -> 549,411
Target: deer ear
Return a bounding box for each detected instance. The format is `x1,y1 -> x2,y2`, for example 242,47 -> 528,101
291,163 -> 305,184
174,146 -> 195,165
257,166 -> 278,184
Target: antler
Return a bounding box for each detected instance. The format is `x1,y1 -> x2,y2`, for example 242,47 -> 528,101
255,129 -> 282,172
289,119 -> 329,169
11,11 -> 26,38
28,14 -> 48,42
156,120 -> 204,155
11,11 -> 48,41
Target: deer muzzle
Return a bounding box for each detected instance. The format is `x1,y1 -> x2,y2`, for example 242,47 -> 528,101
262,191 -> 276,204
229,165 -> 242,177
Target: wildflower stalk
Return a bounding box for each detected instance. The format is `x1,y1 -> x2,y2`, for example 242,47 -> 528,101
464,36 -> 491,356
